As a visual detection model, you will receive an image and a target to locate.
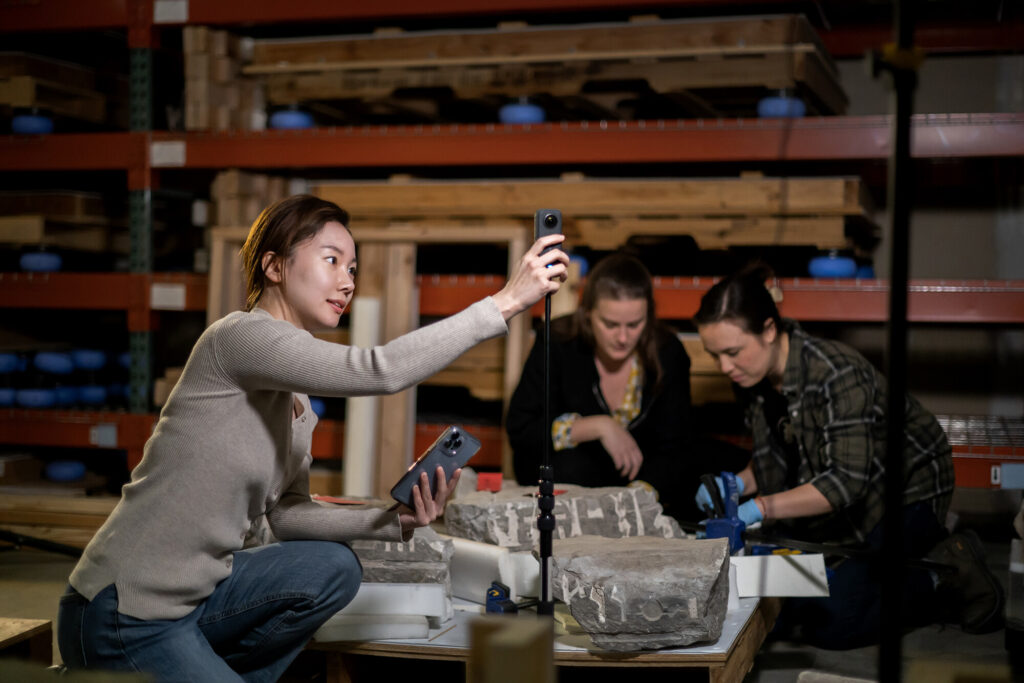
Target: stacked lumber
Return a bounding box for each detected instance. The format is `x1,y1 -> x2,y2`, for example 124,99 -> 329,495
0,52 -> 128,128
244,14 -> 845,122
0,191 -> 128,254
312,174 -> 877,252
0,494 -> 118,550
209,169 -> 289,227
183,27 -> 266,131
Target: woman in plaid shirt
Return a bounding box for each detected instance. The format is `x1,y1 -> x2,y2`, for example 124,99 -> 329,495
693,265 -> 1003,648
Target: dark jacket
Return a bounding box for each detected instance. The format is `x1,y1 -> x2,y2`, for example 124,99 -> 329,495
507,316 -> 695,519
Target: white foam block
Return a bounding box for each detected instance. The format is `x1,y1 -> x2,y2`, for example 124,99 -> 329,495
314,614 -> 429,642
338,582 -> 449,619
732,554 -> 830,597
510,550 -> 540,598
447,535 -> 515,602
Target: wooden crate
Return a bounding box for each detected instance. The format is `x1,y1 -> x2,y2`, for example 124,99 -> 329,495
246,15 -> 846,120
183,27 -> 266,131
0,53 -> 127,127
312,174 -> 877,252
0,191 -> 128,253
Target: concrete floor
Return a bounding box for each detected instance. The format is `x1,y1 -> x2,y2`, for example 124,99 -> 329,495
1,502 -> 1017,682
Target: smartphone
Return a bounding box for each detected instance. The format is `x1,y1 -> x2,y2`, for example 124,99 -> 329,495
390,425 -> 481,508
534,209 -> 563,256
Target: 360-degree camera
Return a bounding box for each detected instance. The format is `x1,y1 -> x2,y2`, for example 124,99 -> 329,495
534,209 -> 562,255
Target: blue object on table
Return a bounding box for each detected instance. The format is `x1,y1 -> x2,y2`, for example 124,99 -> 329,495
499,101 -> 545,124
808,251 -> 857,278
20,251 -> 62,272
46,460 -> 86,482
757,93 -> 806,118
704,470 -> 747,554
16,388 -> 56,408
12,113 -> 54,134
269,108 -> 314,129
71,349 -> 107,370
35,352 -> 74,375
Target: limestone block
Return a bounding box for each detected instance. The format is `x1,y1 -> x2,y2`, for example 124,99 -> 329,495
550,535 -> 730,651
444,484 -> 684,551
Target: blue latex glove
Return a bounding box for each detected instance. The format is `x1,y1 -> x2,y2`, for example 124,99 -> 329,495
695,474 -> 745,512
737,499 -> 763,526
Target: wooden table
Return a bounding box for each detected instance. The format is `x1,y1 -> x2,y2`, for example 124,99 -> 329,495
0,617 -> 52,665
310,597 -> 780,683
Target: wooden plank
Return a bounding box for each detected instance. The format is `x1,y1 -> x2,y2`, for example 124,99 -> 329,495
0,494 -> 119,515
249,15 -> 823,69
574,215 -> 851,250
0,190 -> 111,222
0,524 -> 96,548
313,177 -> 869,218
0,215 -> 123,253
0,51 -> 97,89
374,242 -> 418,500
0,75 -> 106,123
0,617 -> 52,665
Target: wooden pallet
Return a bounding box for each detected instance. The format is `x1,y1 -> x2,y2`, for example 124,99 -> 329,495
0,494 -> 118,550
246,15 -> 845,121
0,53 -> 127,127
184,27 -> 266,131
312,175 -> 877,252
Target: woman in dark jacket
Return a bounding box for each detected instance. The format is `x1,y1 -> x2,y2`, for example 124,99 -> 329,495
507,252 -> 702,520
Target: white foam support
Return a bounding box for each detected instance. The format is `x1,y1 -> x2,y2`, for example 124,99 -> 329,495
510,550 -> 541,598
313,614 -> 430,643
338,582 -> 449,620
731,553 -> 829,598
447,535 -> 515,602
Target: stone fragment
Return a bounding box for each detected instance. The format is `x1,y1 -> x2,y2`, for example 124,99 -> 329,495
550,535 -> 730,651
444,484 -> 684,551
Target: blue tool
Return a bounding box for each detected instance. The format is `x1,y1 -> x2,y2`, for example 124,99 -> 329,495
703,471 -> 746,554
486,581 -> 538,614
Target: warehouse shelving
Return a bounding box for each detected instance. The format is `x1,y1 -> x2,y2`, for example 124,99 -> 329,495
2,1 -> 1020,491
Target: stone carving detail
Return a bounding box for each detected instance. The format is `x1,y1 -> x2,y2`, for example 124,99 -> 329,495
444,484 -> 684,551
550,535 -> 730,651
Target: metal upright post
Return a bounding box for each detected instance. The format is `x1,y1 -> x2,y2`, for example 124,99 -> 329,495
537,293 -> 555,616
871,1 -> 922,680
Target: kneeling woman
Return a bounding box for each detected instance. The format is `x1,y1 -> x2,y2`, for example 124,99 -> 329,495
57,195 -> 568,681
693,265 -> 1002,648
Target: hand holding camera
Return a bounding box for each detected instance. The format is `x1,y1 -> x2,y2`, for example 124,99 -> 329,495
492,209 -> 568,320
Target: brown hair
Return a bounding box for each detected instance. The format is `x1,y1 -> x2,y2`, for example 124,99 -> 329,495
572,252 -> 664,391
693,262 -> 781,335
240,195 -> 351,311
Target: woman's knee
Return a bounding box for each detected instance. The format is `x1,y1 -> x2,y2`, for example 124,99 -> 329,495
305,542 -> 362,611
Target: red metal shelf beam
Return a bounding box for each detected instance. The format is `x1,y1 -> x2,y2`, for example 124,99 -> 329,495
312,419 -> 503,469
418,276 -> 1024,323
0,409 -> 155,469
0,133 -> 145,172
0,0 -> 129,31
0,273 -> 208,331
155,115 -> 1024,169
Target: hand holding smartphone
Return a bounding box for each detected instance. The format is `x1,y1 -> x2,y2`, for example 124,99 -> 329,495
390,425 -> 481,508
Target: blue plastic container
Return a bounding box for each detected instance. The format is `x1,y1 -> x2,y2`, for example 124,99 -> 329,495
757,94 -> 806,118
309,397 -> 327,418
12,113 -> 54,134
71,349 -> 107,370
0,388 -> 15,406
808,251 -> 857,278
55,386 -> 78,406
35,352 -> 74,375
499,101 -> 545,124
46,460 -> 86,483
0,353 -> 20,374
77,385 -> 107,406
20,251 -> 62,272
16,388 -> 56,408
855,263 -> 876,279
269,108 -> 314,129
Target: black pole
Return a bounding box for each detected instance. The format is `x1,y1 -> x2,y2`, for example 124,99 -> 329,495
875,1 -> 919,681
537,292 -> 555,616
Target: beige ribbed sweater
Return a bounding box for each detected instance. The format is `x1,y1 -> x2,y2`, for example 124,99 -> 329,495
69,300 -> 506,620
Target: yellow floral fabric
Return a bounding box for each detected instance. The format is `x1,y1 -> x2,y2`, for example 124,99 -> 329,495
552,354 -> 643,450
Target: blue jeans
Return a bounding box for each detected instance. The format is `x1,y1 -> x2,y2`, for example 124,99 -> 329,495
58,540 -> 362,682
770,501 -> 947,650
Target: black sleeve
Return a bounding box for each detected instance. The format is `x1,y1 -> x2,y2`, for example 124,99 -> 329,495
506,329 -> 549,485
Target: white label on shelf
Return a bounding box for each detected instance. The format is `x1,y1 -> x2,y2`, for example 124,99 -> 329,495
154,0 -> 188,23
90,424 -> 118,449
151,283 -> 186,310
992,465 -> 1002,486
150,141 -> 186,167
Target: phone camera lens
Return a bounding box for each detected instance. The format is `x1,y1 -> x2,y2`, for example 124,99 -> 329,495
543,213 -> 558,228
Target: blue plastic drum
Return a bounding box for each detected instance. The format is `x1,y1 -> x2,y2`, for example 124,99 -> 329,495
808,252 -> 857,278
46,460 -> 86,483
20,251 -> 63,272
269,108 -> 314,129
16,388 -> 56,408
71,349 -> 107,370
35,352 -> 74,375
12,113 -> 54,134
499,102 -> 545,124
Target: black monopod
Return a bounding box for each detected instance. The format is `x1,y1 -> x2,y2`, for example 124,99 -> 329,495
533,208 -> 562,617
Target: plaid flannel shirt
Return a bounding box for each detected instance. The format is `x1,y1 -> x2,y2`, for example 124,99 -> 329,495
746,319 -> 954,545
